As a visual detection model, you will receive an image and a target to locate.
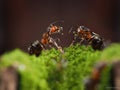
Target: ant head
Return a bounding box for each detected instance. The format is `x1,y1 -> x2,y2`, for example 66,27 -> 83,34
47,21 -> 64,34
79,26 -> 90,31
69,25 -> 89,34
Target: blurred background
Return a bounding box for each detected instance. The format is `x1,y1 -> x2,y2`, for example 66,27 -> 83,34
0,0 -> 120,54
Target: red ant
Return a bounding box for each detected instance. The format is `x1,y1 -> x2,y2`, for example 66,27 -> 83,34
70,26 -> 104,50
40,32 -> 63,52
28,21 -> 64,56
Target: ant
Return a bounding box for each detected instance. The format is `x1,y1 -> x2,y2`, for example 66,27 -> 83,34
70,26 -> 104,50
28,32 -> 58,57
40,32 -> 63,51
28,21 -> 64,56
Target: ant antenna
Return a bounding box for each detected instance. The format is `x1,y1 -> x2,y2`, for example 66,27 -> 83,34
69,24 -> 79,34
49,20 -> 64,26
69,26 -> 74,34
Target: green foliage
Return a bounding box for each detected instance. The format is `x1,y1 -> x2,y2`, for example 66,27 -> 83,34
0,44 -> 120,90
98,64 -> 112,90
100,44 -> 120,61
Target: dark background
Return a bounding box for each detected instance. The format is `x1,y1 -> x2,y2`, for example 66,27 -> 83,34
0,0 -> 120,54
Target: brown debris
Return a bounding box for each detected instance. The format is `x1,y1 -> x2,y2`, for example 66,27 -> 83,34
112,61 -> 120,90
0,66 -> 19,90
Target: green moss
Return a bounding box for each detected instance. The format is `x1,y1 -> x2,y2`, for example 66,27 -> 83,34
98,64 -> 112,90
100,44 -> 120,61
0,44 -> 120,90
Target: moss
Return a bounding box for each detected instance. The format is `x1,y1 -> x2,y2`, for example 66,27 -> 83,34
100,44 -> 120,61
98,64 -> 112,90
0,44 -> 120,90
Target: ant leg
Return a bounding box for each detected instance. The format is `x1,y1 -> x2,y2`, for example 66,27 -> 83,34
60,27 -> 64,35
79,38 -> 84,44
88,36 -> 95,45
70,40 -> 75,46
88,38 -> 94,46
40,43 -> 46,50
54,38 -> 60,43
49,37 -> 64,54
49,38 -> 59,48
70,36 -> 77,46
48,44 -> 52,48
58,46 -> 64,54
